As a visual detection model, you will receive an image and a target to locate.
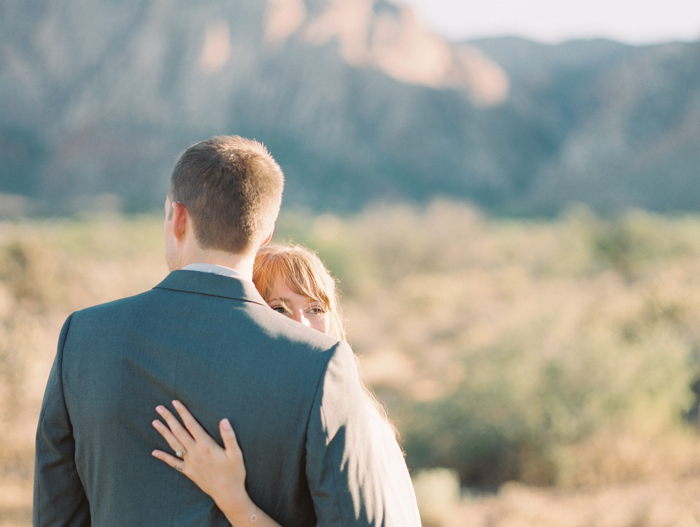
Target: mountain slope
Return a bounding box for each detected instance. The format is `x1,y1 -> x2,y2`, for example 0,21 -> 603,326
1,0 -> 700,215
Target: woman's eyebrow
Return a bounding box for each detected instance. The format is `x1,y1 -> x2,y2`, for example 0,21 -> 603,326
266,295 -> 285,302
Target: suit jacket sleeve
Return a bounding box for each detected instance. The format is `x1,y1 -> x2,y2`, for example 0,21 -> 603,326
305,341 -> 409,527
33,314 -> 90,527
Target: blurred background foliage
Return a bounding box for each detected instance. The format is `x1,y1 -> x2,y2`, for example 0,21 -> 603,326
4,201 -> 700,505
276,201 -> 700,489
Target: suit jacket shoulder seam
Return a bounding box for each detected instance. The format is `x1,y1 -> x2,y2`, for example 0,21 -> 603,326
152,285 -> 268,306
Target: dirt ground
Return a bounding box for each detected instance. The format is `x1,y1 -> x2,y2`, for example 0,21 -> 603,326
445,477 -> 700,527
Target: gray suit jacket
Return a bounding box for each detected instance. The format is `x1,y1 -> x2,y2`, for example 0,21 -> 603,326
34,270 -> 406,526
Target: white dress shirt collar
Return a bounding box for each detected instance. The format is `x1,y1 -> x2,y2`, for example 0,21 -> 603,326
181,263 -> 253,284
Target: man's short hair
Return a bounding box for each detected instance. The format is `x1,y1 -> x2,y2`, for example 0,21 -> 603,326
168,136 -> 284,254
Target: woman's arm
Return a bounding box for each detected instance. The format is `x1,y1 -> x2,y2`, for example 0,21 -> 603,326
151,400 -> 283,527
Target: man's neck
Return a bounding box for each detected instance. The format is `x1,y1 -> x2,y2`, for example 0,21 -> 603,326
178,249 -> 255,281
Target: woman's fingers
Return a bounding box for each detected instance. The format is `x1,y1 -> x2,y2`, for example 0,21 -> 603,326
155,404 -> 194,450
220,418 -> 246,480
152,418 -> 186,452
172,400 -> 210,445
219,418 -> 241,455
151,449 -> 185,473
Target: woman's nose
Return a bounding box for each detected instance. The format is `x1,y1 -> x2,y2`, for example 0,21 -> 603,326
291,311 -> 311,326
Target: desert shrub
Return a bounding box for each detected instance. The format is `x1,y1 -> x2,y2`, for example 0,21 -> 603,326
412,467 -> 461,526
272,203 -> 700,489
4,203 -> 700,495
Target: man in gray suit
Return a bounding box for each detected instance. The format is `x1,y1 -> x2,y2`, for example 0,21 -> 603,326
34,136 -> 416,526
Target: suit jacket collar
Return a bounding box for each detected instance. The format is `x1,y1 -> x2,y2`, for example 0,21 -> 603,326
154,270 -> 268,307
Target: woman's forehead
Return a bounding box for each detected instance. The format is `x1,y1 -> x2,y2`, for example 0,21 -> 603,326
267,273 -> 327,304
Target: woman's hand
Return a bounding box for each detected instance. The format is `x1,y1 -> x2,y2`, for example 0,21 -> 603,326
151,400 -> 260,526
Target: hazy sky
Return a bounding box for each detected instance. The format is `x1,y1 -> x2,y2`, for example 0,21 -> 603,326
394,0 -> 700,45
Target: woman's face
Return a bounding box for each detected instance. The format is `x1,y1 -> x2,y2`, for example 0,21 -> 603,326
265,275 -> 331,335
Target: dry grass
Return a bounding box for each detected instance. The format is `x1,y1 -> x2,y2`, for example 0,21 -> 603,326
3,203 -> 700,526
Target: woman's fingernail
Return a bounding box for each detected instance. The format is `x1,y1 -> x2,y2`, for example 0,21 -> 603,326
152,420 -> 161,428
172,400 -> 181,408
156,406 -> 164,415
222,418 -> 232,430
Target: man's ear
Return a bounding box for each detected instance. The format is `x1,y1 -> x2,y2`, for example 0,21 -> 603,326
170,201 -> 189,242
259,227 -> 274,248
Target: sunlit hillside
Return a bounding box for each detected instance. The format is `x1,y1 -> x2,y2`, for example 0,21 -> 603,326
3,201 -> 700,526
3,0 -> 700,214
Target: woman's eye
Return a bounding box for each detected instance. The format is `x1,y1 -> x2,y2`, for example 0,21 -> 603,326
272,306 -> 288,315
308,306 -> 326,315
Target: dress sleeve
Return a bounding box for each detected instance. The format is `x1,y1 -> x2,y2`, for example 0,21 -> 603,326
367,411 -> 422,526
304,341 -> 422,527
33,314 -> 91,527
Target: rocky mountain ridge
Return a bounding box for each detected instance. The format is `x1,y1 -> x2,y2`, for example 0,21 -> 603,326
1,0 -> 700,215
